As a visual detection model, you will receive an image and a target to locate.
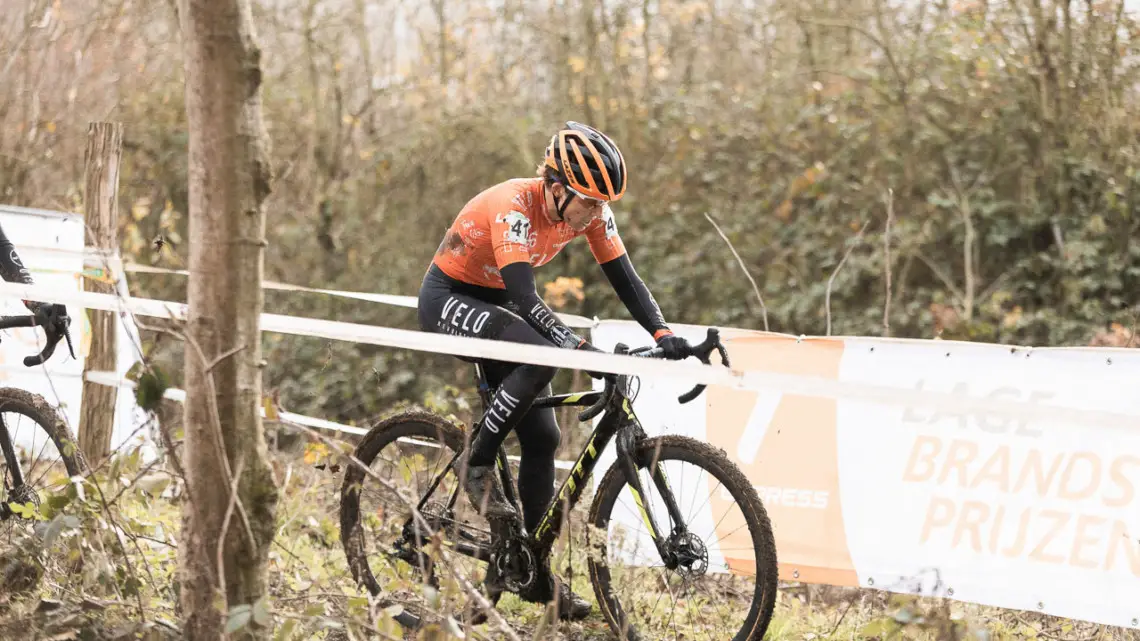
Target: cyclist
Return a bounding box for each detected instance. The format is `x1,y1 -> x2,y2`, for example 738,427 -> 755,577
0,222 -> 70,334
417,121 -> 692,619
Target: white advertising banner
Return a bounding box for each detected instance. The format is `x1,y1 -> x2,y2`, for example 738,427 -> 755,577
589,320 -> 1140,630
0,206 -> 150,456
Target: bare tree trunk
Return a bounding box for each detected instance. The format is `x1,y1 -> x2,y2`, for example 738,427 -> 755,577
176,0 -> 278,638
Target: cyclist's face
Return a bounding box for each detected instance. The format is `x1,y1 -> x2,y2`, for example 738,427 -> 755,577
554,184 -> 606,231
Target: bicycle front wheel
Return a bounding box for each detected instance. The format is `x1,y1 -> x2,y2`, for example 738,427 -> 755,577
0,388 -> 87,528
587,435 -> 777,641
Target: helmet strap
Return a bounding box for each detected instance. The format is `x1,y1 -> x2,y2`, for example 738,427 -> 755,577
557,192 -> 574,221
553,182 -> 573,222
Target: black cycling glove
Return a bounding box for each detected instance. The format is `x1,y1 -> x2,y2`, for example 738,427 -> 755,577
655,332 -> 692,360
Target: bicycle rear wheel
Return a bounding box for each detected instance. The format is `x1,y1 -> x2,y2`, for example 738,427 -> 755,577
339,409 -> 492,610
0,388 -> 87,528
587,435 -> 777,641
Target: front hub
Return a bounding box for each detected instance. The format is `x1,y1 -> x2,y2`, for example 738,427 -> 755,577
666,530 -> 709,579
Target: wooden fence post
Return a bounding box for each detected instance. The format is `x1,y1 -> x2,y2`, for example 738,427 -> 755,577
78,122 -> 123,465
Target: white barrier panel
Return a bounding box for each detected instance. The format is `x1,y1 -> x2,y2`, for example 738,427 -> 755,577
591,321 -> 1140,630
0,209 -> 150,456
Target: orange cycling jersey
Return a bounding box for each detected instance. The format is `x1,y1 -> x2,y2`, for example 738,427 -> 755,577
432,178 -> 626,289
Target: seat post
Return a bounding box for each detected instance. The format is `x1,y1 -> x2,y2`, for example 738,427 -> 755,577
473,362 -> 492,413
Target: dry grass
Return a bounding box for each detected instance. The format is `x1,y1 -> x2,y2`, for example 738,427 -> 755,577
0,430 -> 1135,641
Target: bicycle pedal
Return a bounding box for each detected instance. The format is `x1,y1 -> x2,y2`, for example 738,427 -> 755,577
384,545 -> 416,564
468,566 -> 505,625
464,590 -> 501,627
482,581 -> 505,602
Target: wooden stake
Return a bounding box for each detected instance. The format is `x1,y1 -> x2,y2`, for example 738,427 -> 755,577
78,121 -> 123,465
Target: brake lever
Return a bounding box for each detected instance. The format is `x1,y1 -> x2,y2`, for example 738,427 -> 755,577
22,306 -> 73,367
54,305 -> 76,360
578,331 -> 730,413
63,324 -> 76,359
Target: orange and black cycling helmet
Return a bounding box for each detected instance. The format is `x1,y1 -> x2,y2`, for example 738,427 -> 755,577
544,121 -> 627,203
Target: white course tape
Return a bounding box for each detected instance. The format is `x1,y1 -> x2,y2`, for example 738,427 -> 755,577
23,244 -> 596,329
83,368 -> 366,437
123,263 -> 421,310
82,368 -> 574,470
2,280 -> 1138,431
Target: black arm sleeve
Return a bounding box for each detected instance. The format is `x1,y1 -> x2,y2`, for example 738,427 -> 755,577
500,261 -> 588,349
0,224 -> 33,285
599,254 -> 669,337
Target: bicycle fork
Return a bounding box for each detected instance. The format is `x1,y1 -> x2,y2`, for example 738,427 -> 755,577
615,425 -> 690,570
0,415 -> 29,519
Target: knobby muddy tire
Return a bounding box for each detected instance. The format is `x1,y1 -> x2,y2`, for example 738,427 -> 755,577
338,409 -> 466,598
0,387 -> 87,480
587,435 -> 778,641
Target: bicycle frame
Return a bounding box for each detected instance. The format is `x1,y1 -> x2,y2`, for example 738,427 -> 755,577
0,413 -> 27,492
527,386 -> 630,550
413,364 -> 689,568
402,328 -> 728,582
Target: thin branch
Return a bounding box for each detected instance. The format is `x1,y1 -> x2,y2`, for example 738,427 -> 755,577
104,454 -> 167,507
914,252 -> 964,306
1127,308 -> 1138,349
883,188 -> 894,337
272,538 -> 309,567
959,193 -> 977,321
131,532 -> 176,549
85,472 -> 149,619
799,14 -> 907,94
977,266 -> 1016,306
207,344 -> 247,371
142,320 -> 261,610
130,320 -> 195,508
217,454 -> 246,605
828,598 -> 856,637
281,417 -> 523,641
183,333 -> 257,554
868,0 -> 909,96
825,220 -> 871,336
705,212 -> 769,331
1051,220 -> 1066,257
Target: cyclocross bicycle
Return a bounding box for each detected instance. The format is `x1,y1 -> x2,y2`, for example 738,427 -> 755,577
340,328 -> 777,640
0,305 -> 87,525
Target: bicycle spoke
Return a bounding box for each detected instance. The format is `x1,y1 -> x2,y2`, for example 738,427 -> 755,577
26,423 -> 61,490
595,439 -> 773,641
0,395 -> 83,542
345,416 -> 494,616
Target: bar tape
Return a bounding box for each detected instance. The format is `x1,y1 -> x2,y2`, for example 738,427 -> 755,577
1,280 -> 1138,431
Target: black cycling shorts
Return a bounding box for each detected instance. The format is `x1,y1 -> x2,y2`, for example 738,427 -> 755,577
418,265 -> 565,530
418,264 -> 556,357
